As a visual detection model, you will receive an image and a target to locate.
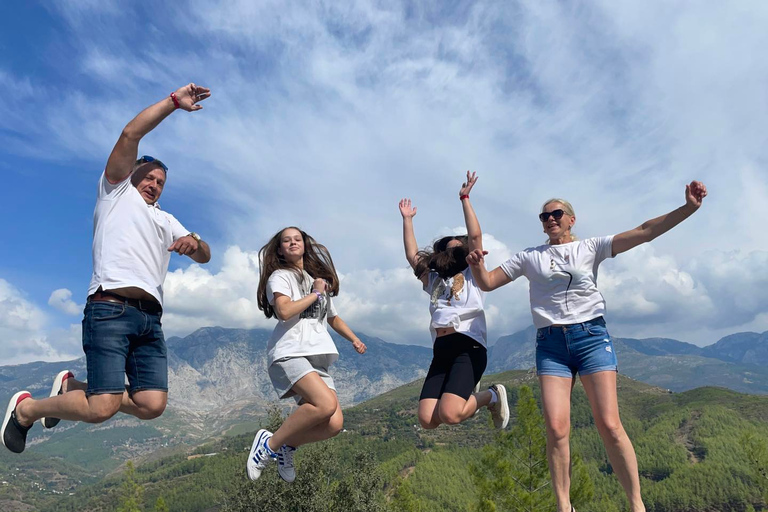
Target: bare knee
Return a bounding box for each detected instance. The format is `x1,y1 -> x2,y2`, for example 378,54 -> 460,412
438,409 -> 463,426
546,419 -> 571,443
136,402 -> 166,420
313,400 -> 337,422
596,419 -> 625,443
326,414 -> 344,438
131,392 -> 167,420
419,416 -> 439,429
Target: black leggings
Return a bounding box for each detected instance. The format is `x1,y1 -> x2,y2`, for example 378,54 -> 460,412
419,332 -> 487,401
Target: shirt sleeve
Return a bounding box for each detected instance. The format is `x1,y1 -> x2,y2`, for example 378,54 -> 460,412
266,272 -> 294,305
166,213 -> 190,242
500,251 -> 526,281
588,235 -> 616,264
97,170 -> 133,200
327,295 -> 338,319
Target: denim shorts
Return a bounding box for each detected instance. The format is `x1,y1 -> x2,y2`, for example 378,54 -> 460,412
82,301 -> 168,395
535,317 -> 618,378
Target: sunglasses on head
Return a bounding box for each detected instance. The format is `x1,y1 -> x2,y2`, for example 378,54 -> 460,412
539,209 -> 565,222
135,155 -> 168,172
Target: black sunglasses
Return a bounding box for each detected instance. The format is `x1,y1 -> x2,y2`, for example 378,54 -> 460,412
135,155 -> 168,172
539,209 -> 565,222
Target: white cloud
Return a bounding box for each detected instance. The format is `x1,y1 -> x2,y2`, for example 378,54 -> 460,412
0,279 -> 80,365
3,1 -> 768,360
48,288 -> 83,316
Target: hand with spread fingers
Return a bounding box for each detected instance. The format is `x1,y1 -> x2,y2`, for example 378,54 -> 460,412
399,198 -> 417,219
173,83 -> 212,112
168,235 -> 199,256
459,170 -> 478,198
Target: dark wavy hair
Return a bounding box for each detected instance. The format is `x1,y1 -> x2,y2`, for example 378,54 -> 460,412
257,227 -> 340,319
413,235 -> 470,281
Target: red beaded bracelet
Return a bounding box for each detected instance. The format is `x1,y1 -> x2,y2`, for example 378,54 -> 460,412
460,195 -> 470,201
170,92 -> 180,109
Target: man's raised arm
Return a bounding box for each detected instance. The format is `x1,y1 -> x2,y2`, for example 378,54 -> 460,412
105,83 -> 211,184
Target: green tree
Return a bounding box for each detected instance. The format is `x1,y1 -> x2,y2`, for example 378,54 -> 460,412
471,386 -> 593,512
389,476 -> 423,512
116,461 -> 144,512
154,496 -> 169,512
741,431 -> 768,503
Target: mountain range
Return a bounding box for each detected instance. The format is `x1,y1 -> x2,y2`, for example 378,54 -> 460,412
0,326 -> 766,510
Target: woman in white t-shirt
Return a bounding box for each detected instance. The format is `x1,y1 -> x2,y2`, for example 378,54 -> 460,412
246,226 -> 367,483
399,172 -> 509,432
467,181 -> 707,512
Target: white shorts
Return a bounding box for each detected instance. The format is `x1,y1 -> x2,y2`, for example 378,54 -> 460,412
268,354 -> 336,404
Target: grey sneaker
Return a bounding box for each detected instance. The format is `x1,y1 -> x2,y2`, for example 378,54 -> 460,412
246,429 -> 276,481
488,384 -> 509,429
277,445 -> 297,483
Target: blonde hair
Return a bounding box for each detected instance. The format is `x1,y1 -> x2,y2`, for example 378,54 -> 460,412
541,198 -> 578,243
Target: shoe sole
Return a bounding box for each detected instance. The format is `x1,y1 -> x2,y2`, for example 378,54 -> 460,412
493,385 -> 510,429
2,391 -> 31,451
42,370 -> 71,429
246,429 -> 271,481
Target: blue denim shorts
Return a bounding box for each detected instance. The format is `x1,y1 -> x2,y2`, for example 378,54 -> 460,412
82,301 -> 168,395
535,317 -> 618,378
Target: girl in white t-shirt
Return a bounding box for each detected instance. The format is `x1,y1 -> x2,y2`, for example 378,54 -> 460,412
467,181 -> 708,512
399,172 -> 509,432
247,227 -> 366,483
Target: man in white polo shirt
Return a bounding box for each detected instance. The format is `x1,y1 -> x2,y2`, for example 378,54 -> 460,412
2,83 -> 213,453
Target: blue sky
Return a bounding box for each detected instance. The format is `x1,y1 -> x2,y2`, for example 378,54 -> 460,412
2,1 -> 767,365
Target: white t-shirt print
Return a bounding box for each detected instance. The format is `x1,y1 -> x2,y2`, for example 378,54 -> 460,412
424,267 -> 487,348
500,236 -> 615,328
266,269 -> 339,366
88,172 -> 189,305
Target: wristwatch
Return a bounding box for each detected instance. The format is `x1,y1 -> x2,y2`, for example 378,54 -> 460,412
187,232 -> 202,242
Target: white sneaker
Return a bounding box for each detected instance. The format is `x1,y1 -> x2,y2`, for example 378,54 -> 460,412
246,429 -> 276,481
277,445 -> 297,483
42,370 -> 74,429
488,384 -> 509,429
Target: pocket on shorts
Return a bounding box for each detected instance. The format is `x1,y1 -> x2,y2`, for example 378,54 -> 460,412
90,302 -> 127,321
586,323 -> 608,337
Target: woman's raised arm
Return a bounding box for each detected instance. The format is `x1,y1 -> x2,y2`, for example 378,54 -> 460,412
612,181 -> 707,257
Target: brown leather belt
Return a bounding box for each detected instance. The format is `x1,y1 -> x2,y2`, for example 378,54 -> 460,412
88,290 -> 162,314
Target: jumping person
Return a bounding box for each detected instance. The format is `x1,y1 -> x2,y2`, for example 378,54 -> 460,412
2,84 -> 213,454
399,172 -> 509,432
466,181 -> 708,512
248,227 -> 367,483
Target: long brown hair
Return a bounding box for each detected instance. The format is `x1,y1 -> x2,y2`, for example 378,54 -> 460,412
257,227 -> 340,319
413,235 -> 469,281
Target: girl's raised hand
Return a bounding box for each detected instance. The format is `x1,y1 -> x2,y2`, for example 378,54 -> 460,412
685,181 -> 708,209
459,171 -> 478,198
466,249 -> 488,266
399,198 -> 417,218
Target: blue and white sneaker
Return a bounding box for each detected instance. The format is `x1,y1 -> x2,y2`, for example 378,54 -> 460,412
277,445 -> 297,483
246,429 -> 277,481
